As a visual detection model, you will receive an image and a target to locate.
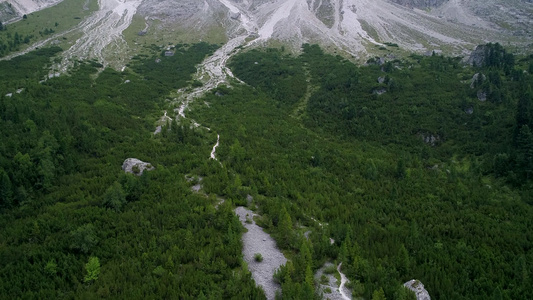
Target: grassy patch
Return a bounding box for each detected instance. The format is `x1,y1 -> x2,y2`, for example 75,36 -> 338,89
323,264 -> 337,275
358,19 -> 380,43
122,18 -> 227,58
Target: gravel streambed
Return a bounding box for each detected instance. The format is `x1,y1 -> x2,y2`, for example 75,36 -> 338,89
315,262 -> 352,300
235,206 -> 287,300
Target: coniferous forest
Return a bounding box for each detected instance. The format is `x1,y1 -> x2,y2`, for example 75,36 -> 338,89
0,42 -> 532,299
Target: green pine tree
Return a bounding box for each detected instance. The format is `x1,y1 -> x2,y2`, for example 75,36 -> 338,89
84,256 -> 100,283
0,170 -> 13,208
278,206 -> 293,248
372,287 -> 387,300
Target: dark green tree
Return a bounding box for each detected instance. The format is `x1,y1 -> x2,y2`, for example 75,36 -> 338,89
397,244 -> 410,276
70,224 -> 98,254
396,159 -> 406,179
514,87 -> 532,142
277,206 -> 293,249
516,125 -> 533,181
372,287 -> 387,300
0,170 -> 13,208
103,181 -> 126,212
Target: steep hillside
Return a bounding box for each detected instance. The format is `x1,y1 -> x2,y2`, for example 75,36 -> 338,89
1,0 -> 531,67
0,0 -> 63,22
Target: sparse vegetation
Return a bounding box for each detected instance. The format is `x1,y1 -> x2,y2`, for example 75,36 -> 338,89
320,274 -> 329,284
323,264 -> 337,275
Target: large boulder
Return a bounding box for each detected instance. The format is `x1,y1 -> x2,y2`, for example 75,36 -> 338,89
403,279 -> 431,300
418,132 -> 441,146
467,45 -> 488,66
470,72 -> 486,88
122,158 -> 154,176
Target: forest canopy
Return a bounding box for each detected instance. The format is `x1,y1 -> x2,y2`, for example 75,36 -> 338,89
0,42 -> 532,299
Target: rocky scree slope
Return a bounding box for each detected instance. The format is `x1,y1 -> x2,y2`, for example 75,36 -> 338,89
135,0 -> 531,58
3,0 -> 531,71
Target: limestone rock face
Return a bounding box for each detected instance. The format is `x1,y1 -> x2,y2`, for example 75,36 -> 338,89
404,279 -> 431,300
122,158 -> 154,176
467,45 -> 488,66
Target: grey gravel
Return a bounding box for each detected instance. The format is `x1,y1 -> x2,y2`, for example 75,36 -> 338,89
404,279 -> 431,300
315,262 -> 352,300
235,206 -> 287,300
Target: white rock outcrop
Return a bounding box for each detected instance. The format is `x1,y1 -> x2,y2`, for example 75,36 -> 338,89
404,279 -> 431,300
122,158 -> 154,176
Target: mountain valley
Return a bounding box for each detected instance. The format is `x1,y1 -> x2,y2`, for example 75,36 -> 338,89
0,1 -> 532,300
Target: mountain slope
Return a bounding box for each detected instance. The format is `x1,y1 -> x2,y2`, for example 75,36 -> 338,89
2,0 -> 531,66
136,0 -> 531,57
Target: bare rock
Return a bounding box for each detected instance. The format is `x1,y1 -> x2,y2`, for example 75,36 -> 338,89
470,73 -> 486,88
467,45 -> 488,66
419,132 -> 441,146
403,279 -> 431,300
373,87 -> 387,95
122,158 -> 154,176
477,89 -> 487,101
